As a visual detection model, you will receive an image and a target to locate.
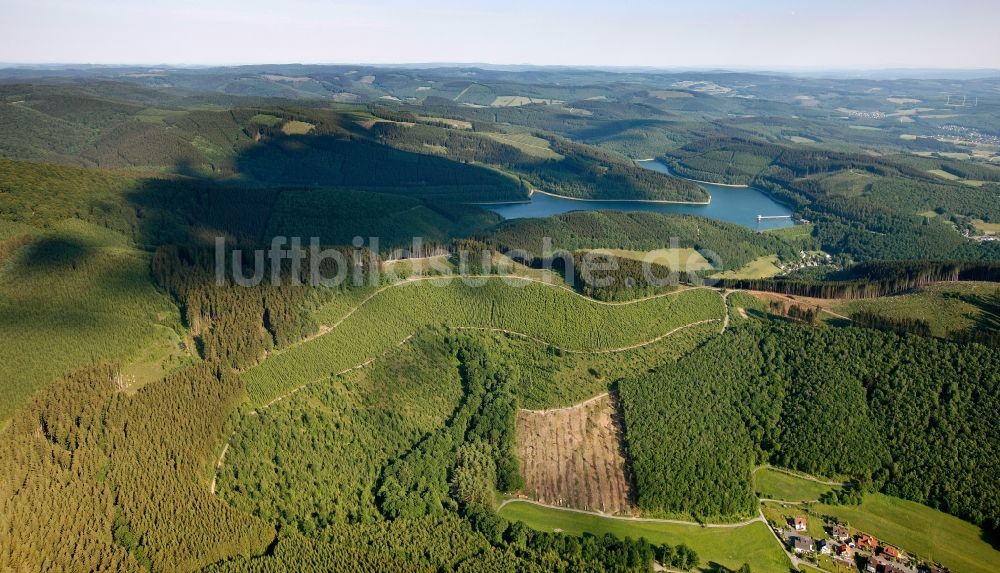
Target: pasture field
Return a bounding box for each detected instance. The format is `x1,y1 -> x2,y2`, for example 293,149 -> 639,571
765,223 -> 814,244
0,220 -> 182,420
419,116 -> 473,129
834,282 -> 999,338
483,131 -> 563,159
928,168 -> 961,181
753,467 -> 836,503
786,136 -> 817,144
711,255 -> 781,279
250,113 -> 281,126
498,501 -> 790,573
516,393 -> 632,515
814,494 -> 1000,573
648,90 -> 693,99
808,169 -> 876,197
972,218 -> 1000,235
280,120 -> 315,135
242,280 -> 724,404
596,247 -> 715,273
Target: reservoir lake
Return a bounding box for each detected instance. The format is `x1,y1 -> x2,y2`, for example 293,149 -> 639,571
485,160 -> 796,230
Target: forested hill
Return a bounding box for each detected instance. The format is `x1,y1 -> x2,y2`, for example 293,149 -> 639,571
0,85 -> 705,202
479,211 -> 797,271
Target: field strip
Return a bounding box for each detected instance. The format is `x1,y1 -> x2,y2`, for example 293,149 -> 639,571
451,319 -> 719,354
497,499 -> 763,528
758,498 -> 815,505
754,464 -> 848,487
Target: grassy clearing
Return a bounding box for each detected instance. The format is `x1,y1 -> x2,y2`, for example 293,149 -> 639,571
498,501 -> 790,573
834,282 -> 999,338
648,90 -> 693,99
711,255 -> 781,279
280,120 -> 314,135
243,281 -> 724,405
595,248 -> 715,273
419,116 -> 473,129
0,219 -> 182,420
814,494 -> 1000,573
810,170 -> 876,197
483,132 -> 563,160
972,219 -> 1000,235
250,113 -> 281,126
786,136 -> 817,144
928,168 -> 961,181
753,467 -> 834,502
766,223 -> 814,244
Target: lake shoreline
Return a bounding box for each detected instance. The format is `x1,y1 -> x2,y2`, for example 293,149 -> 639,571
634,159 -> 750,188
483,160 -> 795,230
531,188 -> 711,205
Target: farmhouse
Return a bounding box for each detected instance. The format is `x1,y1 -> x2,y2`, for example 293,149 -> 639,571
832,523 -> 850,541
857,533 -> 879,551
791,515 -> 808,531
835,542 -> 855,561
881,544 -> 903,560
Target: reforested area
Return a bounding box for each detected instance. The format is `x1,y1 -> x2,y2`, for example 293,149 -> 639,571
619,324 -> 1000,532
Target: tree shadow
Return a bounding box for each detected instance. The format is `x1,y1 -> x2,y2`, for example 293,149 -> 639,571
121,129 -> 522,252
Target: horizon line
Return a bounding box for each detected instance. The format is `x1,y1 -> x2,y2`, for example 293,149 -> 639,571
1,62 -> 999,73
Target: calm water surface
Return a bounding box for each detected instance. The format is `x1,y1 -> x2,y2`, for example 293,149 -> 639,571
486,160 -> 795,230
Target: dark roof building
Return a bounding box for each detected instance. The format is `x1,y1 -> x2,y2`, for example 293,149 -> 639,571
793,536 -> 814,554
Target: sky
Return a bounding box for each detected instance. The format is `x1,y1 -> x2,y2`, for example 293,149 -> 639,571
2,0 -> 999,69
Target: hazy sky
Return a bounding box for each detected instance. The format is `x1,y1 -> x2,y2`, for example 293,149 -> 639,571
2,0 -> 999,69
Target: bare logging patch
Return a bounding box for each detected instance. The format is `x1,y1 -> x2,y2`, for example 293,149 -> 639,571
515,393 -> 634,515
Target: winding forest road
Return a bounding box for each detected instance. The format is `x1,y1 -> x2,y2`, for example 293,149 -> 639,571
497,498 -> 764,529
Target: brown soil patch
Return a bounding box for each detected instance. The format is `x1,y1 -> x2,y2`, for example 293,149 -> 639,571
516,393 -> 634,514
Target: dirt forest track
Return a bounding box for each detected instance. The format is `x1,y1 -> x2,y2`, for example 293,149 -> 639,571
496,499 -> 764,528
